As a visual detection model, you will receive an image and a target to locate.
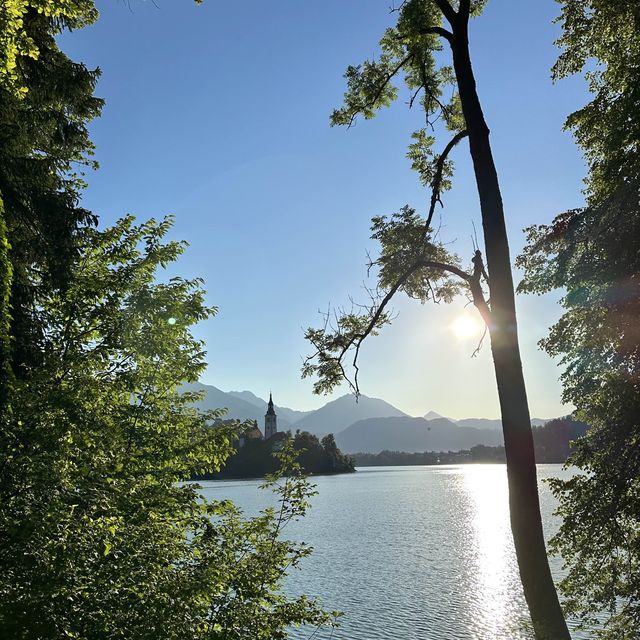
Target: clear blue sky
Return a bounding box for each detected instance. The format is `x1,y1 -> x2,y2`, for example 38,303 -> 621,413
62,0 -> 588,418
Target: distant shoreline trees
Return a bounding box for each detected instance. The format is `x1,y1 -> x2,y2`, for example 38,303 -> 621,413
199,429 -> 355,480
352,417 -> 588,467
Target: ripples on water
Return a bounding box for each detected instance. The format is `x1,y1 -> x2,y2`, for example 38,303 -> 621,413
199,464 -> 587,640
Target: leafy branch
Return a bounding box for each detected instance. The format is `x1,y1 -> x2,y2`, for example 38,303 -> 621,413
303,245 -> 490,397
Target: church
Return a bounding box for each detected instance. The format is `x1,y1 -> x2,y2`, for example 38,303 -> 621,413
263,393 -> 278,439
238,393 -> 278,446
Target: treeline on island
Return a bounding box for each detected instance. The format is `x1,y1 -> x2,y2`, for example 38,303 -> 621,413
198,429 -> 355,479
353,418 -> 589,467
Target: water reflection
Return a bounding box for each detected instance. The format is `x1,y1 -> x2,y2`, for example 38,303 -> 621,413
461,465 -> 529,638
200,465 -> 582,640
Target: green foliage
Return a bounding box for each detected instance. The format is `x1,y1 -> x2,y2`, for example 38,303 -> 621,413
545,383 -> 640,637
304,1 -> 491,397
0,2 -> 337,638
0,0 -> 103,376
294,431 -> 355,475
530,418 -> 588,463
210,430 -> 355,479
303,308 -> 392,395
0,217 -> 336,639
330,2 -> 464,133
0,1 -> 98,96
0,197 -> 12,409
517,181 -> 639,399
371,206 -> 463,302
553,0 -> 640,194
517,1 -> 640,636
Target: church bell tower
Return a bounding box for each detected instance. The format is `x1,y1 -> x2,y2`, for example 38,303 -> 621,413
264,393 -> 277,439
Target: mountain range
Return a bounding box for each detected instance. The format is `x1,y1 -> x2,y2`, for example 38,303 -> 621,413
335,417 -> 504,453
186,382 -> 553,454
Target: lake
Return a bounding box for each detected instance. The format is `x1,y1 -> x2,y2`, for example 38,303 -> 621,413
199,464 -> 588,640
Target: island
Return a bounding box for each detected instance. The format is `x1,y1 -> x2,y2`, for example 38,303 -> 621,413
200,429 -> 355,479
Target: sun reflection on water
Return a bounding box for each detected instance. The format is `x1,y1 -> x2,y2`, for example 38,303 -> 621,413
461,465 -> 529,638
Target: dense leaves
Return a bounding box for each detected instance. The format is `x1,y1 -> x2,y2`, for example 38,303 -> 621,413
553,0 -> 640,194
517,1 -> 640,636
0,1 -> 97,96
209,430 -> 355,479
0,198 -> 12,406
0,218 -> 336,639
0,1 -> 102,378
0,5 -> 338,637
371,206 -> 463,302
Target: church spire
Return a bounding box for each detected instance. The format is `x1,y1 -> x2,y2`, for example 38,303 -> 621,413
264,392 -> 277,438
266,392 -> 276,416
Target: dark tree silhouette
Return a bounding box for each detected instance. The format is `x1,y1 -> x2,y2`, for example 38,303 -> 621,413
303,2 -> 569,637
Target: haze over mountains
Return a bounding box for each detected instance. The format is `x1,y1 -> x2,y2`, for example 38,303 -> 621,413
186,382 -> 553,454
335,417 -> 504,453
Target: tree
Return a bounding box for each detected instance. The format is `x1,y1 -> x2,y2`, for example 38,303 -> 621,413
517,1 -> 640,636
0,1 -> 97,97
0,216 -> 336,639
0,0 -> 102,385
302,2 -> 569,637
0,5 -> 338,636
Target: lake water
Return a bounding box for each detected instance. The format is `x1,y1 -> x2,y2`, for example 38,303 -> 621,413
199,464 -> 588,640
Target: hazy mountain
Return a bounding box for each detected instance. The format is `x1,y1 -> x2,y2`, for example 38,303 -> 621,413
182,383 -> 294,430
183,382 -> 264,422
228,390 -> 313,425
292,394 -> 407,437
336,416 -> 504,454
455,417 -> 549,430
455,418 -> 503,431
228,390 -> 265,409
185,382 -> 552,447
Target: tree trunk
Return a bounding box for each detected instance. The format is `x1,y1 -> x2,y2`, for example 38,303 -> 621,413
450,15 -> 571,640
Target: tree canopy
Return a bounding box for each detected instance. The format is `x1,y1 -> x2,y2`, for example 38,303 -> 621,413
517,1 -> 640,636
0,4 -> 337,638
202,429 -> 355,479
0,0 -> 102,382
0,216 -> 336,639
0,1 -> 98,97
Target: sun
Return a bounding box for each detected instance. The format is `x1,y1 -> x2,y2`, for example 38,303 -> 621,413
451,314 -> 481,340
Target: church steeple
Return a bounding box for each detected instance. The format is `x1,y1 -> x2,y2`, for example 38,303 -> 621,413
266,392 -> 276,416
264,392 -> 277,438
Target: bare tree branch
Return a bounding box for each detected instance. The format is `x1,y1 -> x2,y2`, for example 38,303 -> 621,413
345,258 -> 475,395
471,322 -> 488,358
424,129 -> 469,233
417,59 -> 450,127
408,84 -> 422,109
470,250 -> 492,327
303,245 -> 495,399
395,26 -> 454,47
473,247 -> 490,285
414,258 -> 472,282
389,1 -> 409,14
